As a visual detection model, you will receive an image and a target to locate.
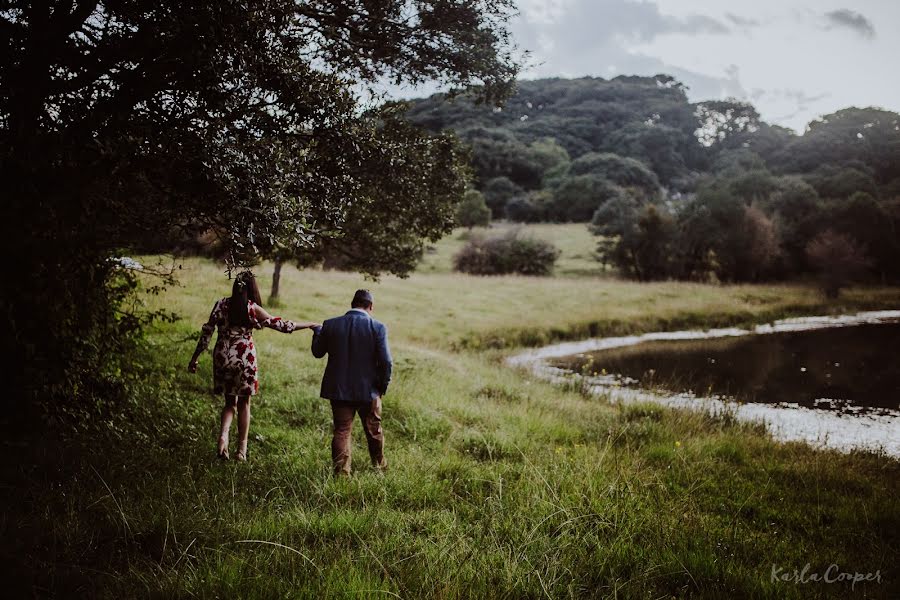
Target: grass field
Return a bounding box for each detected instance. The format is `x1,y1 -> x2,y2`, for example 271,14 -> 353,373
6,225 -> 900,598
417,222 -> 607,277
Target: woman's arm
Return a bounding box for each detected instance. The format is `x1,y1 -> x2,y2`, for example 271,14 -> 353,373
252,304 -> 319,333
189,300 -> 221,372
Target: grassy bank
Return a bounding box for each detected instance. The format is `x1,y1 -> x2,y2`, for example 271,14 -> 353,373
4,252 -> 899,598
169,255 -> 900,352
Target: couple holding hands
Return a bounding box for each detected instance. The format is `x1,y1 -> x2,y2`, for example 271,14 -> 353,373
188,272 -> 391,475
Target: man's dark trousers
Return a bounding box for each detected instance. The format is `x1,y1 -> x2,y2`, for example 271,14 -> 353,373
330,397 -> 386,475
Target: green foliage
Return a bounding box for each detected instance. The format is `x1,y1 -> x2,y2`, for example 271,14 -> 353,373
805,164 -> 880,199
467,129 -> 546,189
693,100 -> 761,147
591,159 -> 900,283
602,122 -> 692,184
765,176 -> 822,271
727,169 -> 778,204
465,132 -> 568,190
529,137 -> 572,182
409,80 -> 900,284
456,189 -> 492,229
550,174 -> 624,222
409,80 -> 900,286
407,75 -> 705,187
677,184 -> 782,282
593,174 -> 785,282
711,148 -> 767,175
1,1 -> 520,422
482,175 -> 523,217
453,230 -> 560,275
781,107 -> 900,183
290,111 -> 472,278
569,152 -> 660,198
805,230 -> 873,298
825,192 -> 900,282
505,190 -> 553,223
592,199 -> 678,281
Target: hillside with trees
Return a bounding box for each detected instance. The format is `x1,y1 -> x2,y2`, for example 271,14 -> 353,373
407,76 -> 900,285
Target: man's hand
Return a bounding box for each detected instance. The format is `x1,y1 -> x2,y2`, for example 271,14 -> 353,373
187,358 -> 198,373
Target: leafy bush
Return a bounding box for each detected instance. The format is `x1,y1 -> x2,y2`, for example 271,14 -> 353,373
453,230 -> 560,276
456,189 -> 491,228
593,199 -> 679,281
805,229 -> 872,298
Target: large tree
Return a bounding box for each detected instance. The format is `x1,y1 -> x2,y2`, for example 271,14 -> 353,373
780,107 -> 900,182
1,1 -> 519,418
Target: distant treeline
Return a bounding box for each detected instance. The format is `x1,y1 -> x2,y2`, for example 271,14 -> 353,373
407,76 -> 900,284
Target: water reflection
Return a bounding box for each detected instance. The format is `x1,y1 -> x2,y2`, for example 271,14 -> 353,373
553,323 -> 900,414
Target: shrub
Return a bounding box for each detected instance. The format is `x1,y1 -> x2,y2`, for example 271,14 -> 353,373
805,229 -> 872,298
456,189 -> 492,228
453,229 -> 560,276
592,199 -> 679,281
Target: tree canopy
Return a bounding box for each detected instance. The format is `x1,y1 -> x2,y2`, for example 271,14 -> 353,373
1,0 -> 520,419
407,76 -> 900,203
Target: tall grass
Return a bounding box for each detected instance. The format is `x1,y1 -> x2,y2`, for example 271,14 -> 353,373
3,245 -> 899,598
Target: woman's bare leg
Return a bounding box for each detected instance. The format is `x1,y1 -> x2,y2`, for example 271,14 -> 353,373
236,395 -> 251,461
218,395 -> 237,457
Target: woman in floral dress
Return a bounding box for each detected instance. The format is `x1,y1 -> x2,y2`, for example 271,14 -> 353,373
188,272 -> 319,461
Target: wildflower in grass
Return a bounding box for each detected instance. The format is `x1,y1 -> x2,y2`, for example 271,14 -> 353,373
675,440 -> 682,448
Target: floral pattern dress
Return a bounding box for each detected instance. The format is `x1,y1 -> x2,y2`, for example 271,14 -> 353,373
194,298 -> 298,396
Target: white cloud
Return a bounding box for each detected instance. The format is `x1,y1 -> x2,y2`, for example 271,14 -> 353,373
512,0 -> 740,99
510,0 -> 900,132
388,0 -> 900,134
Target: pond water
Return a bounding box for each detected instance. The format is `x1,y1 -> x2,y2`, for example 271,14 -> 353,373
507,311 -> 900,456
552,323 -> 900,415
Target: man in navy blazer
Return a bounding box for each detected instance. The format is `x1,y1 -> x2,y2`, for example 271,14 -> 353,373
311,289 -> 392,475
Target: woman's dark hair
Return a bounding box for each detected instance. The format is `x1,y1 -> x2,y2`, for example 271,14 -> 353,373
228,272 -> 262,327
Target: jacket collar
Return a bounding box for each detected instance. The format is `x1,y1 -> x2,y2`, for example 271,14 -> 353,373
346,308 -> 371,318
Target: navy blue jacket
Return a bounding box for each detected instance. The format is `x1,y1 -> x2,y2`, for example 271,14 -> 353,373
311,310 -> 393,403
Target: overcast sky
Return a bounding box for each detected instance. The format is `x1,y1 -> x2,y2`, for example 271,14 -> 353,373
508,0 -> 899,132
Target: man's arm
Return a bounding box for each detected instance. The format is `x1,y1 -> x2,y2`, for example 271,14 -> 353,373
311,322 -> 328,358
375,323 -> 393,396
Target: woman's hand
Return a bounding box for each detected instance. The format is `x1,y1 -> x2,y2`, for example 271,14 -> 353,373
303,322 -> 321,330
188,358 -> 199,373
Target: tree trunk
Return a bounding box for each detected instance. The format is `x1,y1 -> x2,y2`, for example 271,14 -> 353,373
270,257 -> 283,302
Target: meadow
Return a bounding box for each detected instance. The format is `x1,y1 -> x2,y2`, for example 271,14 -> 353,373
5,224 -> 899,598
